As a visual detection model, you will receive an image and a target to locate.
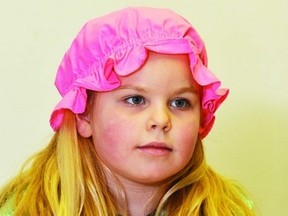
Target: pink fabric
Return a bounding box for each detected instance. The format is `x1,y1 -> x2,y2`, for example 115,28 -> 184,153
50,7 -> 229,138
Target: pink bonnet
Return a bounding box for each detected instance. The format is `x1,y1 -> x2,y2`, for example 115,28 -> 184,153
50,7 -> 229,138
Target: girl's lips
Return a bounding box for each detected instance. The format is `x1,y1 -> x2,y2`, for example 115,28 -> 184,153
137,142 -> 172,156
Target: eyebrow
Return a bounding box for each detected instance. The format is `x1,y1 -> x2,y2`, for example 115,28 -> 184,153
116,85 -> 149,93
116,85 -> 199,95
171,86 -> 199,95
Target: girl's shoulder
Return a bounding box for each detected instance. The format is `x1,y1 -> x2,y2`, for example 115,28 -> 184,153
0,195 -> 16,216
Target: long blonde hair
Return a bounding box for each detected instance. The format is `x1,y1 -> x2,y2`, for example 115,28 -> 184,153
0,110 -> 255,215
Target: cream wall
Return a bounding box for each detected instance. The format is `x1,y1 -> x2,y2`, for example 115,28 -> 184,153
0,0 -> 287,215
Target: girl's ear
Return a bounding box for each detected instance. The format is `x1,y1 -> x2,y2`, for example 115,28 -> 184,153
76,113 -> 92,138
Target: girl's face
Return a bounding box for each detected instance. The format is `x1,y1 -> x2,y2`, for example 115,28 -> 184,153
78,52 -> 201,184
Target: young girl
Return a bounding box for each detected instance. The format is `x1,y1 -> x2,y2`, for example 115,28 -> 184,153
0,7 -> 255,216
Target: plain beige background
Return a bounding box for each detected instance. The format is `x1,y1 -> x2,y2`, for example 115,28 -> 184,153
0,0 -> 287,215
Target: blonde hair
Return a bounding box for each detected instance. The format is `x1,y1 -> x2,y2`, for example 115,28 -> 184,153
0,110 -> 256,215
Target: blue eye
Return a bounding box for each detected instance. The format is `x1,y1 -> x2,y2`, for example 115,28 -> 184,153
170,98 -> 190,108
125,96 -> 145,105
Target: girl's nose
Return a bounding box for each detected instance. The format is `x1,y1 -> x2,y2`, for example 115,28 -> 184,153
146,106 -> 172,132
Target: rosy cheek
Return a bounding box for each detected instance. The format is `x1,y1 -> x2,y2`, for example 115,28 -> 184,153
101,123 -> 121,145
100,118 -> 134,146
178,125 -> 199,151
93,123 -> 122,160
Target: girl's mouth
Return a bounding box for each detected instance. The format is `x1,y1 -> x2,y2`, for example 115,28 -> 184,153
137,142 -> 172,156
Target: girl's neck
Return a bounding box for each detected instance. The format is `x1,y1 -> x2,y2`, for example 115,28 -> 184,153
123,180 -> 160,216
106,174 -> 163,216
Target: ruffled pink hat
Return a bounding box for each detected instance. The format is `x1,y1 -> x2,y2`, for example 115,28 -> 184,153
50,7 -> 229,138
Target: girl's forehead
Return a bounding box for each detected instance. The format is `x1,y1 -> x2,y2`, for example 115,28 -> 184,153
117,52 -> 199,91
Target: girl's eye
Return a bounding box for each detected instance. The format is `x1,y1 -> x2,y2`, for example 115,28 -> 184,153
170,98 -> 190,108
125,96 -> 145,105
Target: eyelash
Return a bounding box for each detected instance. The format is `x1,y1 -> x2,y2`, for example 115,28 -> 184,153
124,95 -> 146,105
124,95 -> 192,109
171,98 -> 191,108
